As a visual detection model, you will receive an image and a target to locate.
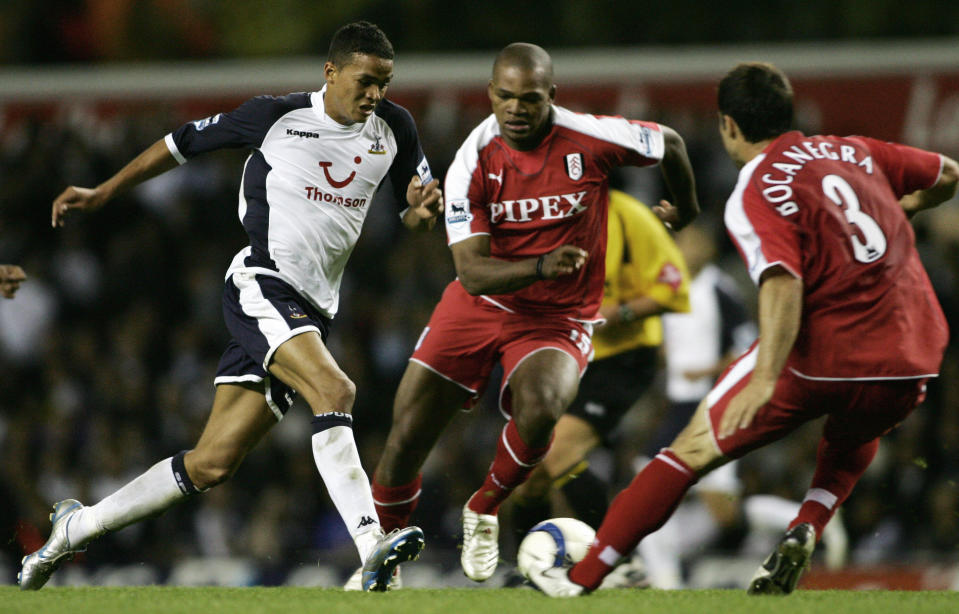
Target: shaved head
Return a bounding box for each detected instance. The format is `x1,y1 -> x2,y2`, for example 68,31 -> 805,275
492,43 -> 553,83
488,42 -> 556,151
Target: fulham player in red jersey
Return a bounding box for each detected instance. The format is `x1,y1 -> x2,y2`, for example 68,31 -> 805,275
368,42 -> 699,584
528,62 -> 958,597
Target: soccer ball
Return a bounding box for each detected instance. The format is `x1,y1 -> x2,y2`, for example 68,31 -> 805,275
517,517 -> 596,579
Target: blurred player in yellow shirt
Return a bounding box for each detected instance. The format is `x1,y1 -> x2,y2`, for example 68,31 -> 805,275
510,189 -> 689,583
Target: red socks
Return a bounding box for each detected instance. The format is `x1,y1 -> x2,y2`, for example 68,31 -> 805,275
467,420 -> 551,515
371,474 -> 422,533
570,450 -> 697,591
790,437 -> 878,539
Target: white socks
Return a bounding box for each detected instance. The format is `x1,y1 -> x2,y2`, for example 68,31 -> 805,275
69,456 -> 190,547
310,412 -> 381,562
63,413 -> 381,567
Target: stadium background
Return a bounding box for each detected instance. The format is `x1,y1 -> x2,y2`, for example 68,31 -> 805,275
0,1 -> 957,590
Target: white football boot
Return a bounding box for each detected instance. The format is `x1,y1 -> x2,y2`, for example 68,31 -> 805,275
526,564 -> 585,597
747,522 -> 815,595
18,500 -> 87,590
598,552 -> 649,589
460,504 -> 499,581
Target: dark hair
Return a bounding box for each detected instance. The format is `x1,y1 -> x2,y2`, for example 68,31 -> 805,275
327,21 -> 394,67
718,62 -> 793,142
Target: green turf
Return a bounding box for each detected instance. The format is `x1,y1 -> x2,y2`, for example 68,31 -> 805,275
3,587 -> 957,614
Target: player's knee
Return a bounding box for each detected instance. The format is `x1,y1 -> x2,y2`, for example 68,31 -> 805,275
513,410 -> 559,447
668,433 -> 723,475
514,382 -> 572,421
329,374 -> 356,411
302,370 -> 356,414
188,454 -> 239,489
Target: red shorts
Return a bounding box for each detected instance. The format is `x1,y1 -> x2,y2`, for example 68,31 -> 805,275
410,281 -> 593,416
706,343 -> 928,457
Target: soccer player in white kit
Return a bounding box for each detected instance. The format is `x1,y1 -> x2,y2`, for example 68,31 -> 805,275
20,21 -> 442,592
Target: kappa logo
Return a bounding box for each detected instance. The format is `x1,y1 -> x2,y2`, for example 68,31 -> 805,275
357,516 -> 376,529
368,134 -> 386,154
287,128 -> 320,139
447,199 -> 473,225
564,153 -> 584,181
318,156 -> 362,188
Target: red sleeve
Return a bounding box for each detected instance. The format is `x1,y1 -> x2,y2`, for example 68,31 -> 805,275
726,176 -> 803,285
851,136 -> 942,199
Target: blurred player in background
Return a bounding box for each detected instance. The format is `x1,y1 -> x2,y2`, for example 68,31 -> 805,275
507,188 -> 690,586
0,264 -> 26,299
368,42 -> 698,585
638,223 -> 845,589
528,61 -> 957,597
19,21 -> 441,592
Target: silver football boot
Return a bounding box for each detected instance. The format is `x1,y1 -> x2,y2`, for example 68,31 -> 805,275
360,526 -> 424,591
18,499 -> 87,590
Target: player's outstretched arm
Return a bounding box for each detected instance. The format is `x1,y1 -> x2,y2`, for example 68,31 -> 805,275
401,176 -> 444,231
52,139 -> 180,227
451,236 -> 587,296
653,126 -> 700,231
900,154 -> 959,218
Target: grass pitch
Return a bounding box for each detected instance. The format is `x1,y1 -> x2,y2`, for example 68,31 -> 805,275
3,586 -> 956,614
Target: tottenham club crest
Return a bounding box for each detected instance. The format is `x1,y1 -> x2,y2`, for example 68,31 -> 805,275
368,134 -> 386,154
564,153 -> 584,181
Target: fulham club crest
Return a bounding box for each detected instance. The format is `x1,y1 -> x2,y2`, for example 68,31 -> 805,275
564,153 -> 584,181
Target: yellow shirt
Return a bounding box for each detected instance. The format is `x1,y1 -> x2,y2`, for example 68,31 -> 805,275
593,190 -> 690,360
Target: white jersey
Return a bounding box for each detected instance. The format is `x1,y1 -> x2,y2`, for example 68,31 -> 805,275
165,85 -> 432,317
662,264 -> 756,402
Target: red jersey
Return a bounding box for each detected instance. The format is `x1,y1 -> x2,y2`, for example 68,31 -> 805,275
444,106 -> 664,320
725,131 -> 948,380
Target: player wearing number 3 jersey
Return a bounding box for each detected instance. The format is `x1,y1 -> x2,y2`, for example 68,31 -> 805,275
726,130 -> 946,381
527,62 -> 958,598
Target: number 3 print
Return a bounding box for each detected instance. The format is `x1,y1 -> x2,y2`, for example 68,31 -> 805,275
822,174 -> 887,263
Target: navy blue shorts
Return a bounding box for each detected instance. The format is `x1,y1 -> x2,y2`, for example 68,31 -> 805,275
215,272 -> 330,419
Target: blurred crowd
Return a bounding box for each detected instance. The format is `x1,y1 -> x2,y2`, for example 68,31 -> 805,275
0,84 -> 957,586
3,1 -> 958,64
